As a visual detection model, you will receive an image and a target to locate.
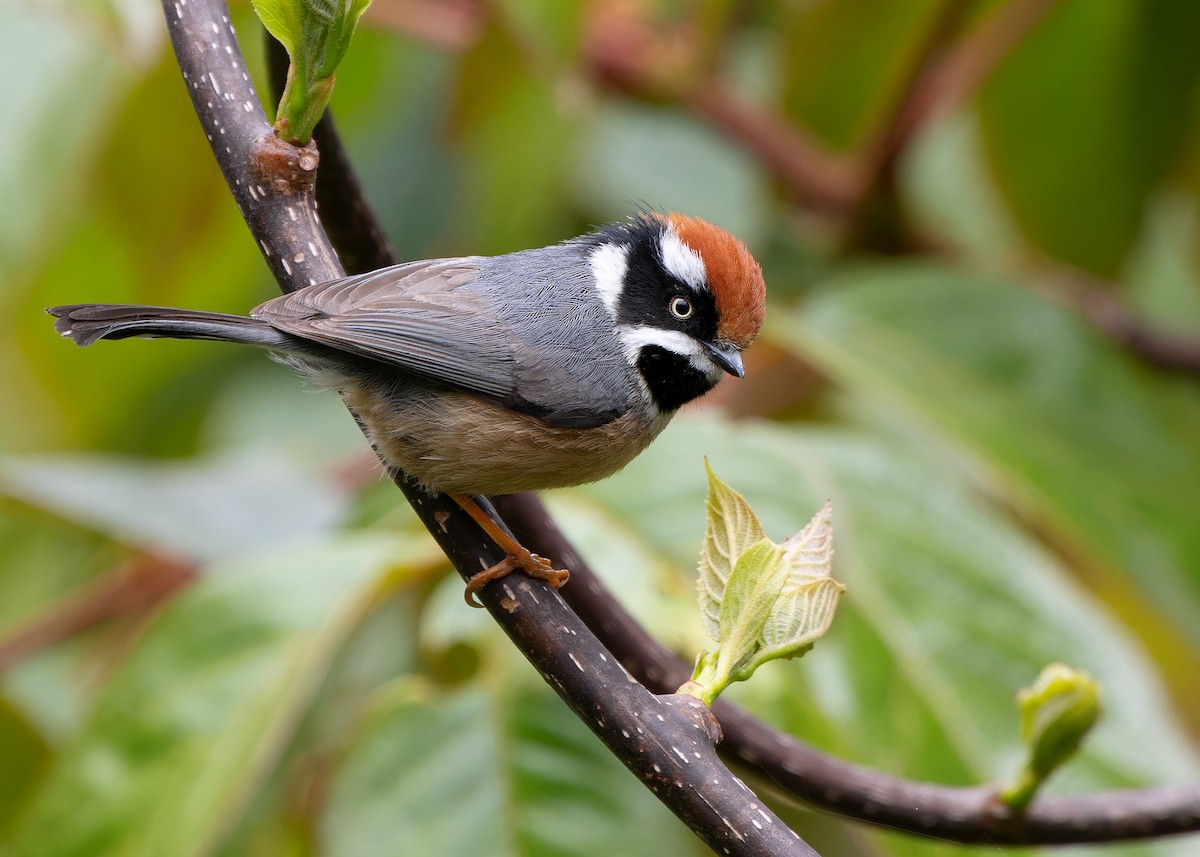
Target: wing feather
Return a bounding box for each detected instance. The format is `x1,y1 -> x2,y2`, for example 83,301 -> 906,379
252,258 -> 515,399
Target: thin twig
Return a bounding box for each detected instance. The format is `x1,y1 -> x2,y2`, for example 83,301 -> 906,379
898,0 -> 1059,143
845,0 -> 1058,247
582,5 -> 860,213
0,555 -> 194,671
839,0 -> 976,249
684,81 -> 862,214
1054,274 -> 1200,375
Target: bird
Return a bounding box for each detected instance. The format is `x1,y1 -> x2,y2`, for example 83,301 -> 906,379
48,212 -> 766,605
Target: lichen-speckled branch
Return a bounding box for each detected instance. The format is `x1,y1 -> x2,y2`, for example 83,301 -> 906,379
258,11 -> 1200,850
161,4 -> 820,853
490,498 -> 1200,846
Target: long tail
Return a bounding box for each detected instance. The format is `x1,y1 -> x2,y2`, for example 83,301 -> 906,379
48,304 -> 295,350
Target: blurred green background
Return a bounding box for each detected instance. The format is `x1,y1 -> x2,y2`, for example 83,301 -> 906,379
3,0 -> 1200,855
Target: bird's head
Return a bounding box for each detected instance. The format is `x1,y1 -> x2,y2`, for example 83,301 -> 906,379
584,212 -> 766,412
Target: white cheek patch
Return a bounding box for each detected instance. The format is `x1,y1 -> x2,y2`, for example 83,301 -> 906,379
590,242 -> 630,317
617,325 -> 723,382
659,230 -> 708,291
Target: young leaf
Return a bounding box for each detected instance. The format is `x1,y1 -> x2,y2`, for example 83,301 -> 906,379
252,0 -> 373,144
714,537 -> 788,672
778,500 -> 834,578
311,0 -> 373,78
696,459 -> 765,639
684,468 -> 842,706
251,0 -> 301,58
758,500 -> 841,654
1002,663 -> 1102,811
1019,663 -> 1102,775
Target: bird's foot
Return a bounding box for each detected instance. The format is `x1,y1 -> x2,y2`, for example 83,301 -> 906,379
464,549 -> 570,608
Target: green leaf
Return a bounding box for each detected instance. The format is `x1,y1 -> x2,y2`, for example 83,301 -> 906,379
715,537 -> 787,672
697,459 -> 765,639
10,535 -> 426,857
319,0 -> 373,78
253,0 -> 373,143
322,679 -> 698,857
253,0 -> 370,75
0,451 -> 347,562
1003,664 -> 1102,811
687,482 -> 841,703
250,0 -> 301,59
573,102 -> 768,245
780,0 -> 946,150
768,500 -> 836,641
978,0 -> 1200,274
758,500 -> 842,659
0,2 -> 142,281
777,264 -> 1200,651
574,414 -> 1199,803
1019,664 -> 1102,773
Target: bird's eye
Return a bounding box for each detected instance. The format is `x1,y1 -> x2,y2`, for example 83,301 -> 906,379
669,296 -> 693,319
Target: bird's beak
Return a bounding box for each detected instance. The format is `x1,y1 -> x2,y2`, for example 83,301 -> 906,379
705,340 -> 745,378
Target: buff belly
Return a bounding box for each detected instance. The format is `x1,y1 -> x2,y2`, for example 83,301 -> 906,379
340,379 -> 669,496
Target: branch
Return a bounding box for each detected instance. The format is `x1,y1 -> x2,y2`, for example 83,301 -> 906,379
581,5 -> 860,213
161,5 -> 821,853
0,555 -> 193,671
838,0 -> 976,249
257,7 -> 1200,848
877,0 -> 1059,164
844,0 -> 1058,247
493,496 -> 1200,846
683,82 -> 862,215
1055,275 -> 1200,375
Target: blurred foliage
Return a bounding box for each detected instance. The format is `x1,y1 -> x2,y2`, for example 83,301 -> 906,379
4,0 -> 1200,855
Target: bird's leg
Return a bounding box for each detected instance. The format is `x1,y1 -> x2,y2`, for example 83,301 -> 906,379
450,493 -> 570,607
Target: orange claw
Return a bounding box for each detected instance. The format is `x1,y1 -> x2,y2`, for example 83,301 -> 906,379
452,494 -> 571,607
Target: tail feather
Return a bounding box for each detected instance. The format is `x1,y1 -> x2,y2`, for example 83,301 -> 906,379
47,304 -> 294,350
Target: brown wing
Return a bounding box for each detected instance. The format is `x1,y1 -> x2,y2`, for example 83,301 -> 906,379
252,258 -> 516,399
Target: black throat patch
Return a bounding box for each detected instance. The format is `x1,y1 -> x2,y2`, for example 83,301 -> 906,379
636,345 -> 717,413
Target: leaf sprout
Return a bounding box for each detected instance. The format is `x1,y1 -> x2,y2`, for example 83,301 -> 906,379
679,461 -> 843,707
